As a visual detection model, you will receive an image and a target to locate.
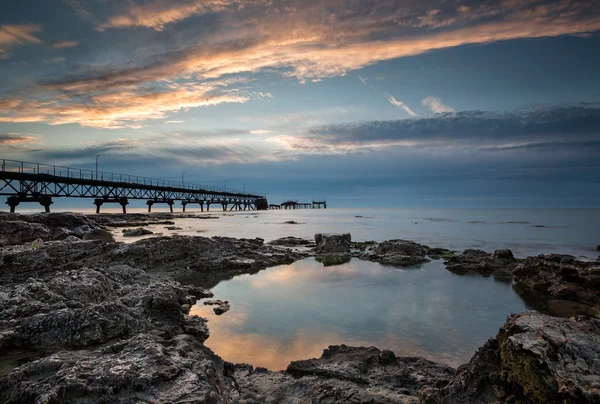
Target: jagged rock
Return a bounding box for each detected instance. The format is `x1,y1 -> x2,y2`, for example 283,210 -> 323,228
233,345 -> 455,403
315,233 -> 351,253
269,236 -> 312,246
0,334 -> 232,404
284,220 -> 299,224
513,254 -> 600,308
315,254 -> 351,266
203,299 -> 228,306
423,312 -> 600,404
165,226 -> 183,230
122,227 -> 154,237
214,302 -> 230,315
50,227 -> 75,241
426,247 -> 454,260
72,225 -> 93,237
0,264 -> 212,355
363,239 -> 430,267
445,248 -> 518,280
82,229 -> 115,242
0,220 -> 51,246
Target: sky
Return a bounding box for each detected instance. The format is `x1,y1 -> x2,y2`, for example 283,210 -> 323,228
0,0 -> 599,208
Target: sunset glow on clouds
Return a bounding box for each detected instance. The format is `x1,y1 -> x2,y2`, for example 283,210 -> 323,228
0,0 -> 599,206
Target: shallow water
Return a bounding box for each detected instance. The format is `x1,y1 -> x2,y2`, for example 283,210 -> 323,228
107,208 -> 600,258
191,258 -> 535,370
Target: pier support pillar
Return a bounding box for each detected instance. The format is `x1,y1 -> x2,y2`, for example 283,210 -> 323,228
7,196 -> 20,213
94,199 -> 103,214
168,200 -> 174,213
119,198 -> 129,214
182,201 -> 187,212
147,201 -> 153,212
39,195 -> 53,213
221,203 -> 227,211
200,201 -> 204,212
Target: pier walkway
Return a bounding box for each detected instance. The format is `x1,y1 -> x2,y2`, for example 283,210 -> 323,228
0,159 -> 267,213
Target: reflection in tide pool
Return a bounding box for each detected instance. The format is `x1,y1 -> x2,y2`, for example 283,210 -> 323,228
190,258 -> 532,370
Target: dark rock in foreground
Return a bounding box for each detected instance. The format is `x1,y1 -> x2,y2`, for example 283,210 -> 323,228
234,345 -> 455,403
315,233 -> 351,253
424,311 -> 600,404
82,228 -> 115,242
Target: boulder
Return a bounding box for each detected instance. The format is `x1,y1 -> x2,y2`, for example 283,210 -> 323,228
165,226 -> 183,230
82,229 -> 115,243
315,233 -> 351,253
122,228 -> 154,237
423,312 -> 600,404
0,220 -> 51,246
268,236 -> 312,246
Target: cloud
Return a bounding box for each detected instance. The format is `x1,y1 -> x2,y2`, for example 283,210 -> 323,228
386,95 -> 418,117
422,96 -> 455,114
0,82 -> 256,129
0,24 -> 42,57
250,129 -> 269,135
165,120 -> 185,124
0,133 -> 41,149
358,75 -> 368,85
273,103 -> 600,155
52,40 -> 80,49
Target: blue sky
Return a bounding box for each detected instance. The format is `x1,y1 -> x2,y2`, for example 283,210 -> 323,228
1,0 -> 599,207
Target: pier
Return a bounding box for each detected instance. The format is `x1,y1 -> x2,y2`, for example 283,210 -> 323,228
280,199 -> 327,209
0,159 -> 268,213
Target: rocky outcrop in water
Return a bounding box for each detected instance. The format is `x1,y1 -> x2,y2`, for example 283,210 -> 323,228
444,248 -> 519,280
423,311 -> 600,404
233,345 -> 455,403
81,228 -> 115,242
513,254 -> 600,313
315,233 -> 351,253
362,239 -> 431,267
269,236 -> 313,247
122,227 -> 154,237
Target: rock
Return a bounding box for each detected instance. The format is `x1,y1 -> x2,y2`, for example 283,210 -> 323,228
427,247 -> 454,260
315,254 -> 351,266
268,236 -> 312,246
82,229 -> 115,243
0,220 -> 51,246
284,221 -> 298,224
513,254 -> 600,309
315,233 -> 351,253
214,302 -> 230,315
445,248 -> 518,280
363,239 -> 430,267
423,312 -> 600,404
0,263 -> 212,356
51,227 -> 75,241
203,299 -> 228,306
0,334 -> 232,404
64,235 -> 81,243
165,226 -> 183,230
122,228 -> 154,237
233,345 -> 455,403
72,224 -> 93,237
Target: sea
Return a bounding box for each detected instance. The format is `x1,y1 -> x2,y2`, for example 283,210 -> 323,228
9,207 -> 600,369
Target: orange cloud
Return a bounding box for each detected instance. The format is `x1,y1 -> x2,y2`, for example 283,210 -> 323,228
52,40 -> 79,49
0,24 -> 42,57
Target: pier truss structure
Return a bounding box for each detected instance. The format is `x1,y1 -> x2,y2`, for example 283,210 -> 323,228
0,159 -> 268,213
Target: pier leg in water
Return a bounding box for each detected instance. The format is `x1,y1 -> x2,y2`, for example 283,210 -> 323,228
94,199 -> 103,214
119,198 -> 129,214
182,201 -> 187,212
147,201 -> 154,212
168,200 -> 174,213
222,203 -> 227,211
6,196 -> 20,213
39,195 -> 53,213
199,201 -> 204,212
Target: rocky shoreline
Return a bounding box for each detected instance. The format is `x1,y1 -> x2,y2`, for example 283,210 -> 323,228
1,212 -> 599,403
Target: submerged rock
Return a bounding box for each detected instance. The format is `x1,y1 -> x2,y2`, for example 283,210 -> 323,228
122,227 -> 154,237
363,239 -> 430,267
423,312 -> 600,404
233,344 -> 455,403
315,233 -> 351,253
214,302 -> 231,315
165,226 -> 183,230
315,254 -> 351,266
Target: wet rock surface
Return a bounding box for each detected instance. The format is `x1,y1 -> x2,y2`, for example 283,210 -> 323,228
423,312 -> 600,404
233,344 -> 455,403
268,236 -> 313,247
315,233 -> 351,253
315,253 -> 352,266
362,239 -> 431,267
82,229 -> 115,242
513,254 -> 600,311
444,248 -> 519,280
